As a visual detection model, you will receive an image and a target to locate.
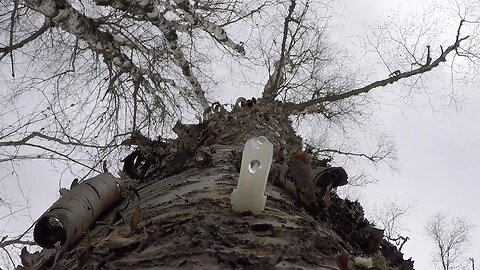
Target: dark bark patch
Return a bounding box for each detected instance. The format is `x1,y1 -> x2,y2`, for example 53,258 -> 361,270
251,223 -> 273,232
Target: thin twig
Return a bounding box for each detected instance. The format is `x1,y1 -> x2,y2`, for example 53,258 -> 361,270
0,19 -> 52,61
8,0 -> 19,77
1,246 -> 16,268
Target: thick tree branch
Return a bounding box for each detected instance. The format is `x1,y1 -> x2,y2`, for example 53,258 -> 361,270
262,0 -> 296,100
285,21 -> 469,115
163,29 -> 209,109
94,0 -> 209,109
170,0 -> 245,55
24,0 -> 147,91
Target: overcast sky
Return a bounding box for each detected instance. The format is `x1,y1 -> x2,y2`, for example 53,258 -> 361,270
0,0 -> 478,269
341,0 -> 479,269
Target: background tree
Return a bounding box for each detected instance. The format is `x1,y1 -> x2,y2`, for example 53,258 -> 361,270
368,198 -> 413,251
425,212 -> 474,270
0,0 -> 479,269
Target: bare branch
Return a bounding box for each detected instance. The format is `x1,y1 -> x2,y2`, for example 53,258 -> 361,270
0,216 -> 38,250
286,20 -> 470,115
1,246 -> 15,269
0,131 -> 117,149
7,0 -> 19,77
0,19 -> 53,56
0,239 -> 36,249
318,148 -> 389,163
170,0 -> 245,55
262,0 -> 296,100
93,0 -> 210,109
22,143 -> 101,172
426,213 -> 473,270
369,198 -> 413,251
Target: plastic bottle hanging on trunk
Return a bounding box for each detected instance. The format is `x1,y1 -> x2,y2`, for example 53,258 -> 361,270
230,136 -> 273,214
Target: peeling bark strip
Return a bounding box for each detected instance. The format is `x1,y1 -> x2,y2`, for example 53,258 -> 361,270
33,174 -> 123,249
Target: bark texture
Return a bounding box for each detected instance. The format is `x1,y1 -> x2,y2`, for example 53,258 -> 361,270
19,102 -> 414,270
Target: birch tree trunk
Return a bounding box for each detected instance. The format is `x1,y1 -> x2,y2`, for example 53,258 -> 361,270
19,102 -> 413,270
1,0 -> 475,268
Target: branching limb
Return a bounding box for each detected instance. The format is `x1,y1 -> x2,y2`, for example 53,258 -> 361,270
22,143 -> 101,172
317,148 -> 391,163
385,235 -> 410,252
285,20 -> 469,115
0,19 -> 53,61
0,220 -> 37,268
0,131 -> 111,171
94,0 -> 210,109
0,238 -> 36,249
0,218 -> 38,250
163,29 -> 209,109
262,0 -> 297,100
25,0 -> 146,86
22,0 -> 193,132
169,0 -> 245,55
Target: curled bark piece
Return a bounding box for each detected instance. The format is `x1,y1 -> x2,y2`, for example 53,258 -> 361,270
211,102 -> 227,114
313,167 -> 348,206
122,150 -> 152,179
234,97 -> 246,111
314,167 -> 348,188
245,97 -> 257,108
202,106 -> 213,120
33,173 -> 124,249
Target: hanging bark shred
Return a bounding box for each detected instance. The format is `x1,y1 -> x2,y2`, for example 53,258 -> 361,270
129,206 -> 142,233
